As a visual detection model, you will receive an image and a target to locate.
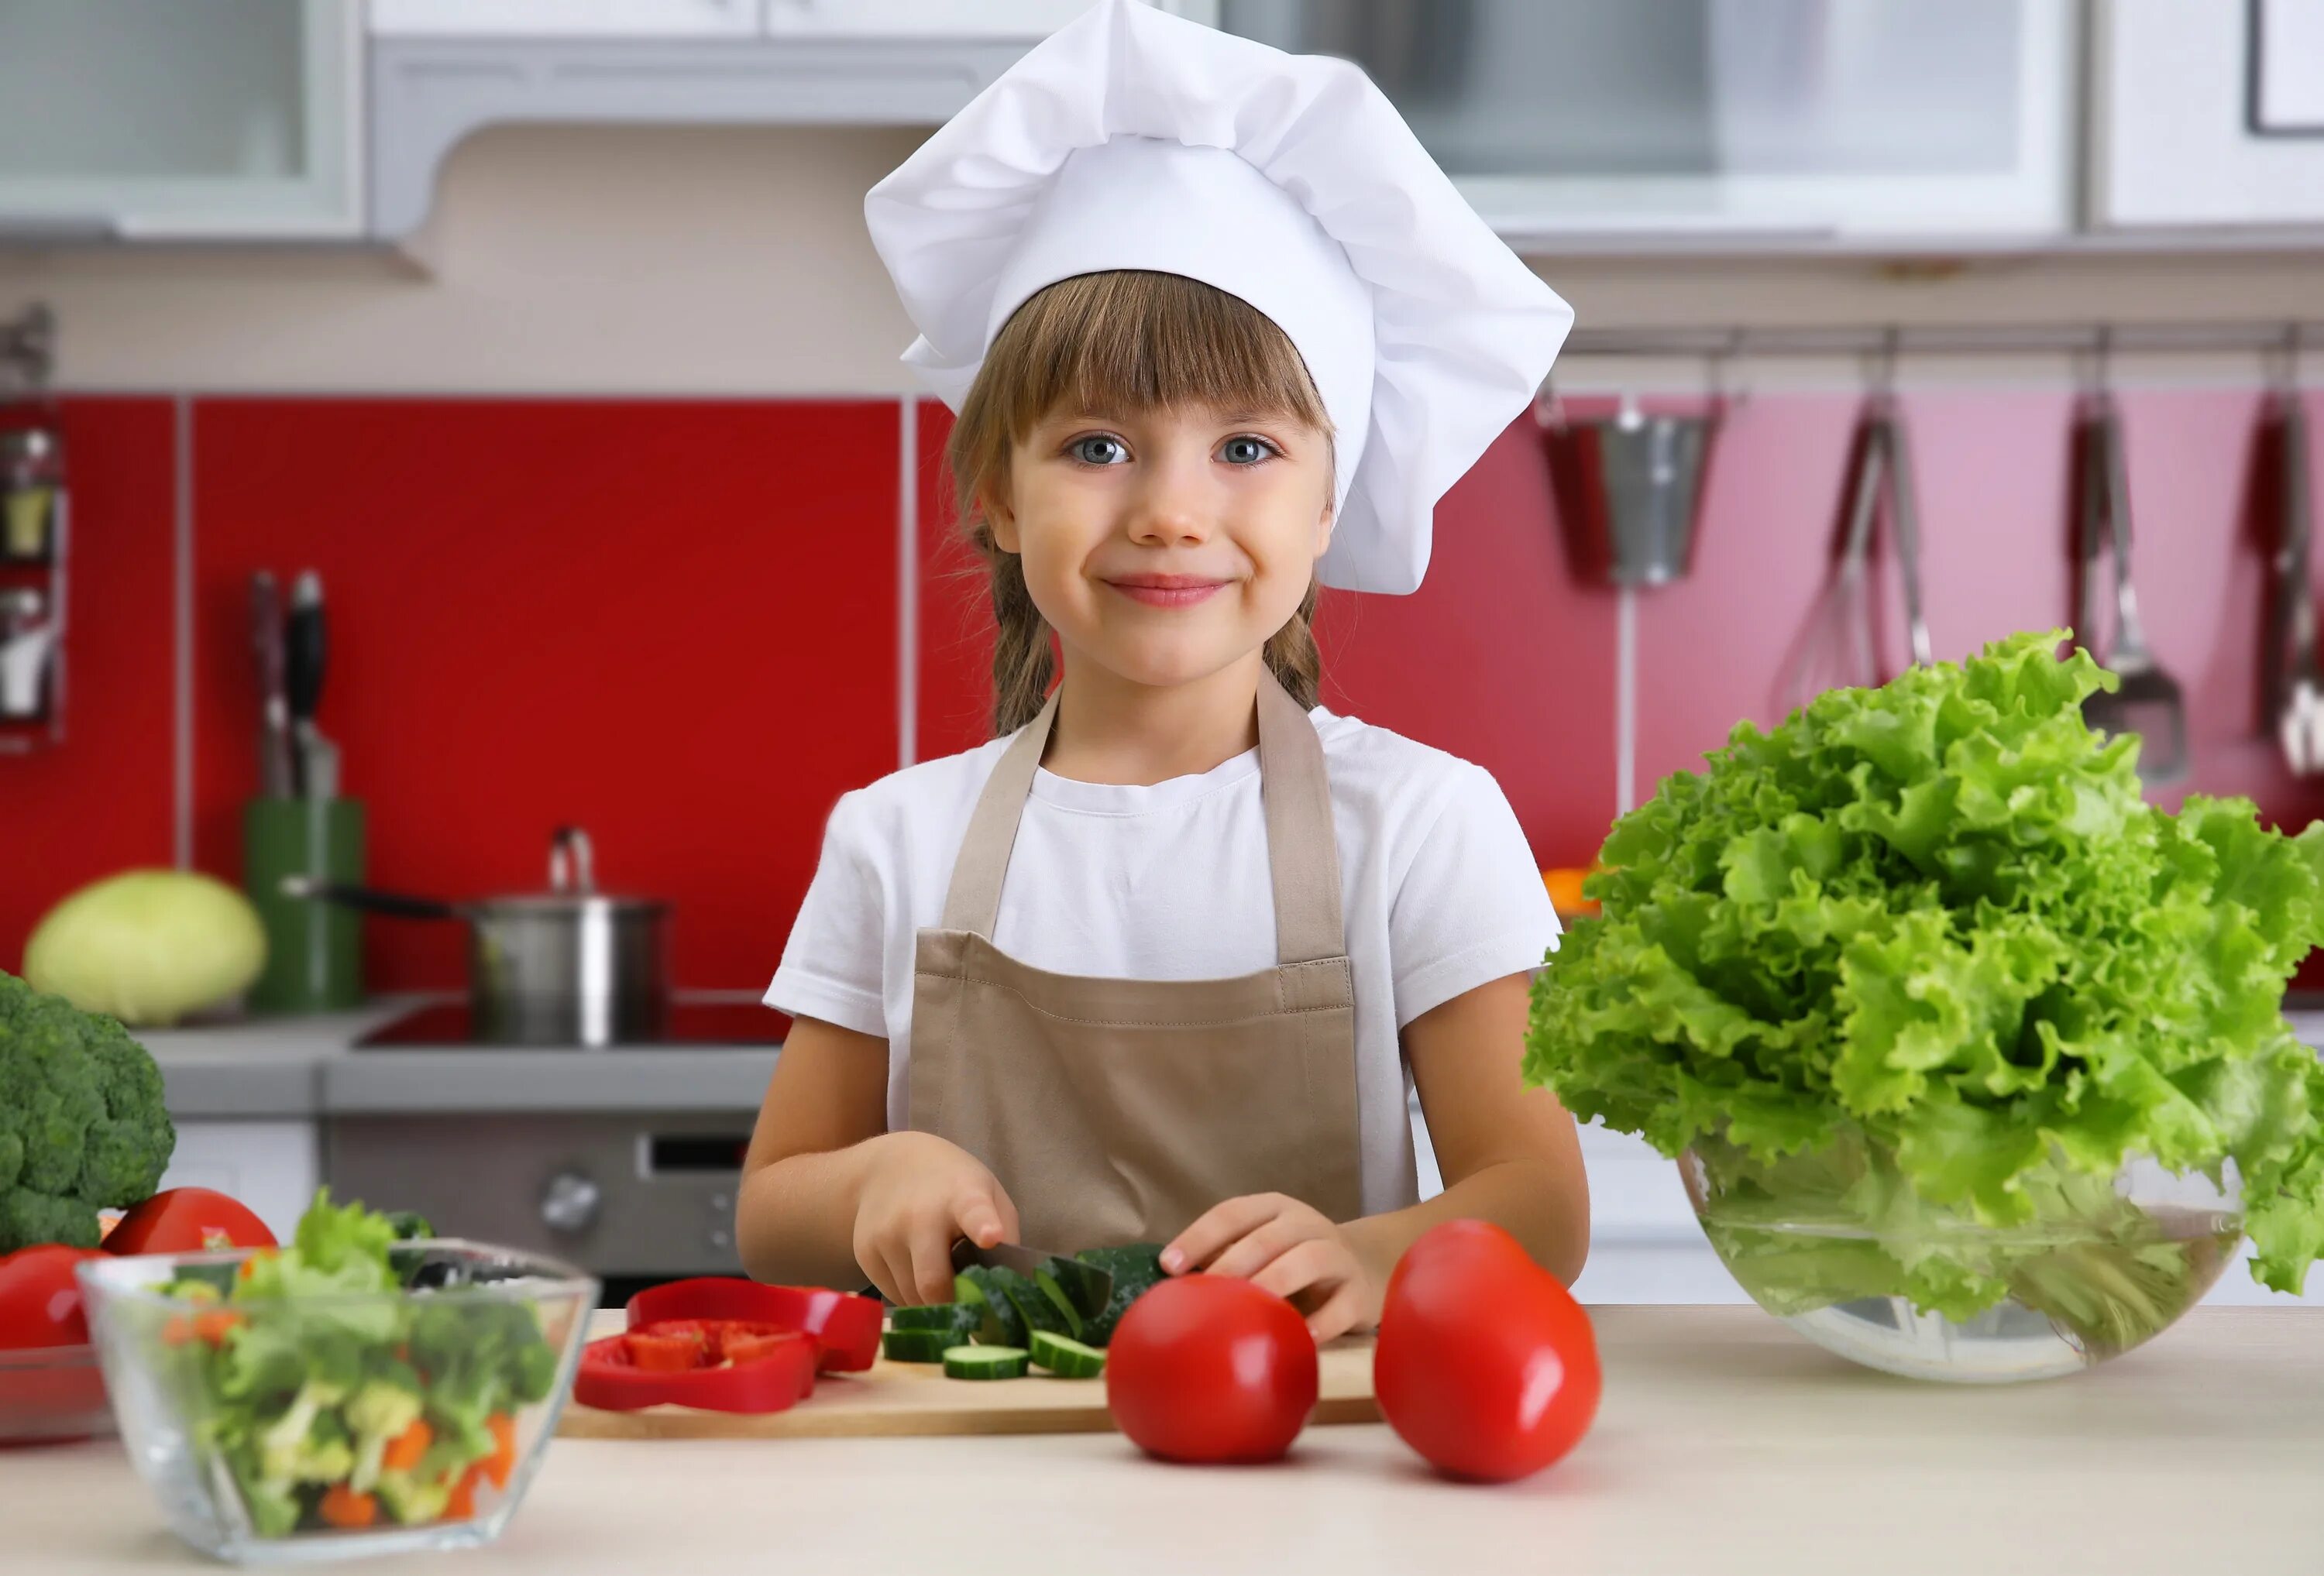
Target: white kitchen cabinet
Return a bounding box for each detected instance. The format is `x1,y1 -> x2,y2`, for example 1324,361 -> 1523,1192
159,1121 -> 321,1244
2090,0 -> 2324,229
1222,0 -> 2077,245
0,0 -> 362,242
762,1 -> 1215,36
370,0 -> 760,36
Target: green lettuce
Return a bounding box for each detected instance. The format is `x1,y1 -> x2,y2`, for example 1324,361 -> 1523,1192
1525,632 -> 2324,1331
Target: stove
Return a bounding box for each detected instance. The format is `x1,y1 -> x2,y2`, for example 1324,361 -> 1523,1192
327,994 -> 794,1305
354,994 -> 791,1049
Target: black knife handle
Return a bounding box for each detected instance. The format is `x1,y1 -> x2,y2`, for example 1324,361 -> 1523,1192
285,579 -> 327,724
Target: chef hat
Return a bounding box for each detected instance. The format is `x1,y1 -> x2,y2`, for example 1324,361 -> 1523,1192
865,0 -> 1573,596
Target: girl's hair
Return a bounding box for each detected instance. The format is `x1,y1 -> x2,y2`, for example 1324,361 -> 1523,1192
946,270 -> 1333,736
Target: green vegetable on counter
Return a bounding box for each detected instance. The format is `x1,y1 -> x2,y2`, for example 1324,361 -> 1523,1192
158,1190 -> 559,1537
943,1345 -> 1028,1381
0,969 -> 176,1252
24,870 -> 267,1028
881,1328 -> 954,1364
1028,1331 -> 1106,1379
1525,632 -> 2324,1345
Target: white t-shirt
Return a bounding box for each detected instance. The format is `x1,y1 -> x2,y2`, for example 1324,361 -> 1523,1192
765,706 -> 1560,1216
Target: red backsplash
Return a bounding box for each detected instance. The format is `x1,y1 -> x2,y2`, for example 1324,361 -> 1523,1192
5,387 -> 2319,991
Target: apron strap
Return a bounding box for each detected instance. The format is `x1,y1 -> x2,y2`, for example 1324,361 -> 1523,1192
1253,670 -> 1347,965
939,686 -> 1061,938
937,671 -> 1348,964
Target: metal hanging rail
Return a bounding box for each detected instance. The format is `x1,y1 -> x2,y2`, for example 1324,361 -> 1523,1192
1562,320 -> 2322,363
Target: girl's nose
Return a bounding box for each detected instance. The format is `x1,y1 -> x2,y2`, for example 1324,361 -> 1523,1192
1125,448 -> 1215,546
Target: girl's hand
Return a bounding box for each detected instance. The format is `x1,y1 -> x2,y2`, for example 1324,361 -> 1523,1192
851,1131 -> 1019,1305
1162,1193 -> 1381,1343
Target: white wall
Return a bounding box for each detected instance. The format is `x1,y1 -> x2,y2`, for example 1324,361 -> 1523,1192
3,124 -> 2322,395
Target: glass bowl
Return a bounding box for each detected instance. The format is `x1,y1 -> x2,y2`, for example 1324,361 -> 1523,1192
78,1240 -> 598,1565
0,1342 -> 115,1446
1681,1131 -> 2243,1383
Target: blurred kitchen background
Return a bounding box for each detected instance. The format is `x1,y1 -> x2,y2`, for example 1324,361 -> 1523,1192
3,0 -> 2323,1305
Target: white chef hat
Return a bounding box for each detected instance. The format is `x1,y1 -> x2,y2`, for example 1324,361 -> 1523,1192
865,0 -> 1573,596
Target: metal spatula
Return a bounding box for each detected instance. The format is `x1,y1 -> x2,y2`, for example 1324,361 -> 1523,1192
2078,393 -> 2190,787
2271,386 -> 2324,775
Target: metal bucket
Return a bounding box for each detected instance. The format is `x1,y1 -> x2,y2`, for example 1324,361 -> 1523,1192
1542,397 -> 1717,587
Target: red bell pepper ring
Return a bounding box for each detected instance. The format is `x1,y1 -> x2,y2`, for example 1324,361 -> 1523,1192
625,1279 -> 882,1373
572,1327 -> 818,1414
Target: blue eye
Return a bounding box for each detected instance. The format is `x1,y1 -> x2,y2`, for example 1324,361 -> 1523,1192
1070,435 -> 1128,465
1219,436 -> 1275,465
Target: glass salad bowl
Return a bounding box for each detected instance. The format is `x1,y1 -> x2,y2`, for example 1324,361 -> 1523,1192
1681,1131 -> 2243,1383
0,1342 -> 114,1445
78,1241 -> 598,1565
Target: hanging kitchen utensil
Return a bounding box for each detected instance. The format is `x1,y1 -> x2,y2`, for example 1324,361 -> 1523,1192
2266,339 -> 2324,777
2077,384 -> 2191,787
286,826 -> 671,1046
1540,392 -> 1719,587
1880,395 -> 1935,671
1779,359 -> 1944,713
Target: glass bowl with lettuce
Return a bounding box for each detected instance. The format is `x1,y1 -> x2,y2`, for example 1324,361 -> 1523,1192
1525,633 -> 2324,1382
77,1192 -> 597,1564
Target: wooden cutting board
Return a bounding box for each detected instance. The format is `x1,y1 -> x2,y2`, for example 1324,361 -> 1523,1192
556,1322 -> 1381,1440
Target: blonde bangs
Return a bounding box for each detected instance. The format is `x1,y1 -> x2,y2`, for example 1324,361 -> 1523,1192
974,270 -> 1331,446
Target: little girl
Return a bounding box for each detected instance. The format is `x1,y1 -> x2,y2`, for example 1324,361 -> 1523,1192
737,0 -> 1589,1341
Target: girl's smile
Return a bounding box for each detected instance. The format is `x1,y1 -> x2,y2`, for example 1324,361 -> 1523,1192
1102,572 -> 1232,608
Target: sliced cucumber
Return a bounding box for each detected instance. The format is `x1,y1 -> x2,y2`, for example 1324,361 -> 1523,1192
1001,1276 -> 1069,1341
944,1344 -> 1028,1381
1073,1243 -> 1168,1348
881,1328 -> 952,1364
961,1266 -> 1026,1348
1032,1268 -> 1087,1341
1028,1331 -> 1106,1379
891,1302 -> 981,1341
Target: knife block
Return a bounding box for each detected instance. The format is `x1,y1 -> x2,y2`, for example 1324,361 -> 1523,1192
245,796 -> 367,1013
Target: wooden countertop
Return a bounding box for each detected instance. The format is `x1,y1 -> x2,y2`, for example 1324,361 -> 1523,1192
15,1306 -> 2322,1576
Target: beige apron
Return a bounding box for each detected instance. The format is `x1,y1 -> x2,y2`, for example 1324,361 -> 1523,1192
907,671 -> 1365,1253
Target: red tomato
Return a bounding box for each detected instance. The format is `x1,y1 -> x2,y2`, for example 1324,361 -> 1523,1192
1373,1220 -> 1600,1483
104,1189 -> 277,1256
0,1245 -> 105,1348
1105,1275 -> 1317,1464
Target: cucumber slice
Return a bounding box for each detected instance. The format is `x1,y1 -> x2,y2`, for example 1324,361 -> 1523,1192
1028,1331 -> 1106,1379
881,1328 -> 952,1364
1072,1243 -> 1168,1348
891,1302 -> 981,1341
1032,1269 -> 1087,1341
998,1272 -> 1069,1341
944,1344 -> 1028,1381
961,1267 -> 1026,1348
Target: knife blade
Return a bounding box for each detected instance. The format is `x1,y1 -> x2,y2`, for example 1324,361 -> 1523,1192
950,1239 -> 1113,1322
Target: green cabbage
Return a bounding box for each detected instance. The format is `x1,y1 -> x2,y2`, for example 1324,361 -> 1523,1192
24,870 -> 267,1028
1524,631 -> 2324,1321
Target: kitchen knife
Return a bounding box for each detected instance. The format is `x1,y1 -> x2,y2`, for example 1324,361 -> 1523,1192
250,572 -> 296,798
285,570 -> 340,801
951,1239 -> 1113,1322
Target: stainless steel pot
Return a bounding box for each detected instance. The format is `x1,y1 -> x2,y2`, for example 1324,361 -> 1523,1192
286,826 -> 670,1046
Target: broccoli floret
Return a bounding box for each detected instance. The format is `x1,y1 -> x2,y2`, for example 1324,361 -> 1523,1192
257,1379 -> 354,1486
0,970 -> 175,1252
376,1466 -> 455,1526
345,1379 -> 425,1492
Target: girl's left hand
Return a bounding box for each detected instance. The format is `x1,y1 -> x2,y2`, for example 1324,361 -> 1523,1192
1161,1193 -> 1381,1343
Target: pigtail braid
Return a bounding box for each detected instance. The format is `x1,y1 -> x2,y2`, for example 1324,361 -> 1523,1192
1262,581 -> 1322,711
